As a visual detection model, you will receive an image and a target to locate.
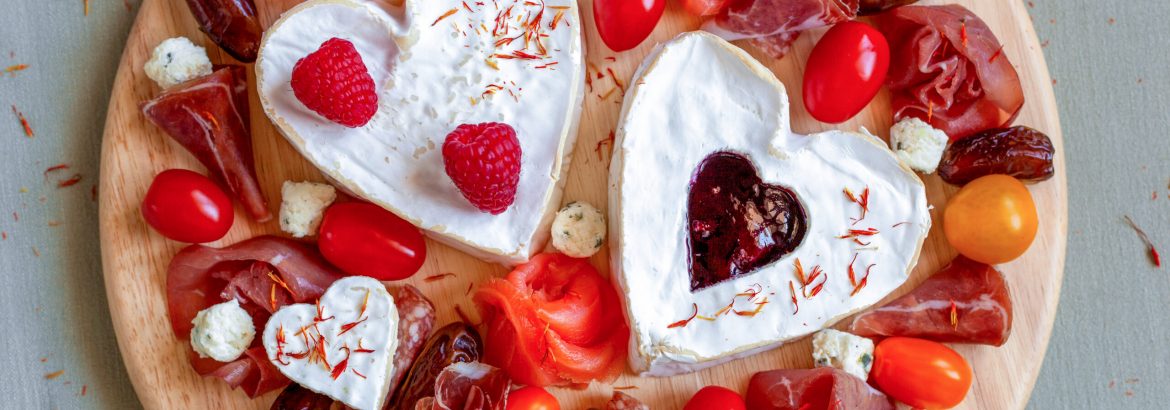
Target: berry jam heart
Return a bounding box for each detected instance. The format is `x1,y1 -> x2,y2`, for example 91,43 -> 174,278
687,152 -> 808,291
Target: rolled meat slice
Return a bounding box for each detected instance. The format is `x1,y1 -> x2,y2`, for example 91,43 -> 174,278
746,367 -> 894,410
142,65 -> 271,222
705,0 -> 859,59
877,5 -> 1025,140
850,255 -> 1013,346
167,236 -> 343,397
424,362 -> 511,410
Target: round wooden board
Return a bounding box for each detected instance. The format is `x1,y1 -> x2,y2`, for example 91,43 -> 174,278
99,0 -> 1066,408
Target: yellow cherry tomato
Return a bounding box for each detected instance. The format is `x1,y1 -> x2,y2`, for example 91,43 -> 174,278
943,174 -> 1038,264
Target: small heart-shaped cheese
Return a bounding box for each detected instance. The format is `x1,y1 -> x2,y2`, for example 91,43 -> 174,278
262,276 -> 399,410
257,0 -> 584,265
609,32 -> 930,376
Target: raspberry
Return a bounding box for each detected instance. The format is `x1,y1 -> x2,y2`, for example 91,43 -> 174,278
442,123 -> 523,214
290,38 -> 378,128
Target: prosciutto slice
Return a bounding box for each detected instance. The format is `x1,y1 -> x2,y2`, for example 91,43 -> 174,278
142,65 -> 271,221
877,5 -> 1024,140
707,0 -> 858,59
414,362 -> 511,410
746,368 -> 894,410
850,255 -> 1013,346
167,236 -> 343,397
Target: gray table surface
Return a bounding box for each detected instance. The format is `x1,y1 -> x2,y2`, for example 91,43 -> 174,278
1,0 -> 1163,409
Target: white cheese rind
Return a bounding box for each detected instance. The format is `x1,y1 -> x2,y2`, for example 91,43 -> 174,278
279,181 -> 337,238
189,299 -> 255,362
257,0 -> 584,265
812,329 -> 874,381
262,276 -> 399,410
608,32 -> 930,376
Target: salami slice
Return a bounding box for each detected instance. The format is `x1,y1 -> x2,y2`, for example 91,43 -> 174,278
605,392 -> 649,410
386,285 -> 438,401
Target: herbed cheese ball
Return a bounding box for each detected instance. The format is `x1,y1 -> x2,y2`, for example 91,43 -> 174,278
550,201 -> 606,258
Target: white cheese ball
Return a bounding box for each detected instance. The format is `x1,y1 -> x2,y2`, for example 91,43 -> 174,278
550,201 -> 606,258
811,329 -> 875,382
144,37 -> 213,89
280,181 -> 337,238
890,117 -> 949,174
190,299 -> 255,362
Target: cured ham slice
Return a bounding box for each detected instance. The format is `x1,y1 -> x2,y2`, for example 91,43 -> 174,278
142,65 -> 271,222
415,362 -> 511,410
877,5 -> 1025,140
706,0 -> 859,59
858,0 -> 917,15
746,368 -> 894,410
167,236 -> 343,397
474,253 -> 628,387
850,255 -> 1013,346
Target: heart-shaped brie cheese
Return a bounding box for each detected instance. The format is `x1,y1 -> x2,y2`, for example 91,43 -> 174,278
257,0 -> 584,265
262,276 -> 399,410
608,32 -> 931,376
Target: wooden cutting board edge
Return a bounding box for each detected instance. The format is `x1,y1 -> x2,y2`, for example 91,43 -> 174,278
98,0 -> 1067,408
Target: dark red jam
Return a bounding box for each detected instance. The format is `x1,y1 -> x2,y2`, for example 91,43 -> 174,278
687,151 -> 808,291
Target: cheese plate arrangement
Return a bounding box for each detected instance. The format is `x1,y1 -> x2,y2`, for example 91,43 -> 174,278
99,0 -> 1066,409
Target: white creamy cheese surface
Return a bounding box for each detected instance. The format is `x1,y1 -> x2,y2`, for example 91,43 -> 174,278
608,32 -> 930,376
257,0 -> 584,265
190,299 -> 254,362
262,276 -> 399,410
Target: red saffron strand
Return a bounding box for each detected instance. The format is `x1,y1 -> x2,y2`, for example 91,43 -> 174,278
667,303 -> 699,328
1124,215 -> 1161,267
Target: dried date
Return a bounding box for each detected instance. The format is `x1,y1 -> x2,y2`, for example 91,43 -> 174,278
387,323 -> 483,410
184,0 -> 263,62
937,126 -> 1055,185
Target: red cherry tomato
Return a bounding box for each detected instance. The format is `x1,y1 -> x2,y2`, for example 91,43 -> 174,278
318,202 -> 426,281
506,386 -> 560,410
802,21 -> 890,124
871,337 -> 973,409
141,169 -> 234,243
593,0 -> 666,52
683,386 -> 746,410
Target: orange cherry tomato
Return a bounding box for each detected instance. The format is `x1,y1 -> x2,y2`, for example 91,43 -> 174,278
871,337 -> 972,409
683,386 -> 746,410
506,386 -> 560,410
943,174 -> 1038,264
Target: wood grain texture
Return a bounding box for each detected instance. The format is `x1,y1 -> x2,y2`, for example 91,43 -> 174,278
98,0 -> 1066,408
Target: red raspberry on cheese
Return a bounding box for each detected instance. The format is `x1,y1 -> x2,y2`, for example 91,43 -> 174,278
290,37 -> 378,128
442,123 -> 523,215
